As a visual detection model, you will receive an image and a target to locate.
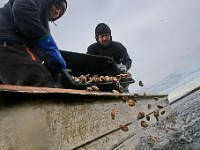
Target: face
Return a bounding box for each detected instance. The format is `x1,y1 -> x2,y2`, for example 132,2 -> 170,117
98,33 -> 111,47
49,3 -> 65,19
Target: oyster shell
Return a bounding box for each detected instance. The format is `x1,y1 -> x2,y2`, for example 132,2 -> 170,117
119,124 -> 129,132
91,85 -> 99,91
139,80 -> 144,87
86,87 -> 93,91
122,96 -> 128,103
157,105 -> 164,109
147,104 -> 151,110
128,99 -> 135,107
141,121 -> 148,128
137,112 -> 145,120
111,109 -> 116,120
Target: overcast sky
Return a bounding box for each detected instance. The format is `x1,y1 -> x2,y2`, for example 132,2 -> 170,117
1,0 -> 200,93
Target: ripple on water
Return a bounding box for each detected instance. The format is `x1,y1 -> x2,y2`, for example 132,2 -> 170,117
134,89 -> 200,150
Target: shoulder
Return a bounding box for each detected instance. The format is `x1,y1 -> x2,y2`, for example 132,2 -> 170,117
112,41 -> 126,50
88,42 -> 98,48
112,41 -> 123,46
87,42 -> 98,53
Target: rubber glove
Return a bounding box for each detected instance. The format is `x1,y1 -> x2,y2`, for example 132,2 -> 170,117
117,63 -> 127,72
38,34 -> 66,71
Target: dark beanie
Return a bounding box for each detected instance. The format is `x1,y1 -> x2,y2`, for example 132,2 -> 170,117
95,23 -> 111,37
58,0 -> 67,13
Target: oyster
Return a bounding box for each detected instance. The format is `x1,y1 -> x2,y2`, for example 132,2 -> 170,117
91,85 -> 99,91
150,136 -> 157,144
111,109 -> 116,120
147,104 -> 151,110
79,75 -> 87,82
112,90 -> 119,94
141,121 -> 148,128
122,96 -> 128,103
86,87 -> 93,91
157,105 -> 164,109
137,112 -> 145,120
146,115 -> 150,121
128,99 -> 135,107
74,77 -> 81,83
112,77 -> 118,82
139,80 -> 144,87
119,124 -> 129,132
161,110 -> 166,115
154,111 -> 159,121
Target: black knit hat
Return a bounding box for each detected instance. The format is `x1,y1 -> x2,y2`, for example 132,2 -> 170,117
95,23 -> 111,37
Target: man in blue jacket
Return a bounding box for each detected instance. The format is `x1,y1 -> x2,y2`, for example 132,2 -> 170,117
0,0 -> 67,87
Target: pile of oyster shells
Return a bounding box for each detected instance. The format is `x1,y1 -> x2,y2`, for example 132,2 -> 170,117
71,73 -> 132,83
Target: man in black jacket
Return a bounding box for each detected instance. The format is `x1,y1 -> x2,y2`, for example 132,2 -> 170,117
87,23 -> 132,73
0,0 -> 67,87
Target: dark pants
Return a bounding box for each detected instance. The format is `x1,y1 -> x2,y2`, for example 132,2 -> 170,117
0,43 -> 54,87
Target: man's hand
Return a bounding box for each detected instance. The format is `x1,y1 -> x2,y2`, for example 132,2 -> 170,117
117,63 -> 127,72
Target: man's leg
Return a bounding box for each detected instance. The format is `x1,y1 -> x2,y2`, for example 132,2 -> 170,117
0,44 -> 54,87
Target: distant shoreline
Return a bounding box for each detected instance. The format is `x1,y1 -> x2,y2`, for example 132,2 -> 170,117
170,85 -> 200,105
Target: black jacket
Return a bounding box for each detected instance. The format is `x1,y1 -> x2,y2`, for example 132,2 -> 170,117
0,0 -> 65,45
87,41 -> 132,70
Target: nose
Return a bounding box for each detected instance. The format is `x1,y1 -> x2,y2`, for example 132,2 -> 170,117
57,9 -> 63,15
102,35 -> 107,40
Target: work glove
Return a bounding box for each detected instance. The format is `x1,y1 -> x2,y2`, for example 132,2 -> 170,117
117,63 -> 127,72
38,34 -> 66,72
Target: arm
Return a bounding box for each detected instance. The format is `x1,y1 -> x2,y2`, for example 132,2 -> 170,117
13,0 -> 66,71
118,43 -> 132,70
12,0 -> 47,38
38,34 -> 66,70
87,44 -> 96,55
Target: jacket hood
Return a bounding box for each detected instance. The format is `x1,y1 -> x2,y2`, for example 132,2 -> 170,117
48,0 -> 67,21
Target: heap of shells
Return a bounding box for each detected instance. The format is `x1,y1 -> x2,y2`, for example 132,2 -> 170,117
72,73 -> 132,83
86,85 -> 99,91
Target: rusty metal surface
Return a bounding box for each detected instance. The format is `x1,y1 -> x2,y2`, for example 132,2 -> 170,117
0,84 -> 171,150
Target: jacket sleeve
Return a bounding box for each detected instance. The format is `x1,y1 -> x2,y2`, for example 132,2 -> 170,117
12,0 -> 48,39
87,44 -> 96,55
118,43 -> 132,70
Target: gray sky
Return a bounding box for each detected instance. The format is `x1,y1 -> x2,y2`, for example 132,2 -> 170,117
1,0 -> 200,93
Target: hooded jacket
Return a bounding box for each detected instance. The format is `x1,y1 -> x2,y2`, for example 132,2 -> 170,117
0,0 -> 67,45
87,41 -> 132,70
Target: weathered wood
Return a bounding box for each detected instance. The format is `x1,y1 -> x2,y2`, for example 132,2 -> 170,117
0,85 -> 171,150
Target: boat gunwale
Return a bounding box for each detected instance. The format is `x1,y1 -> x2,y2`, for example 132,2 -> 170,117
0,84 -> 167,98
